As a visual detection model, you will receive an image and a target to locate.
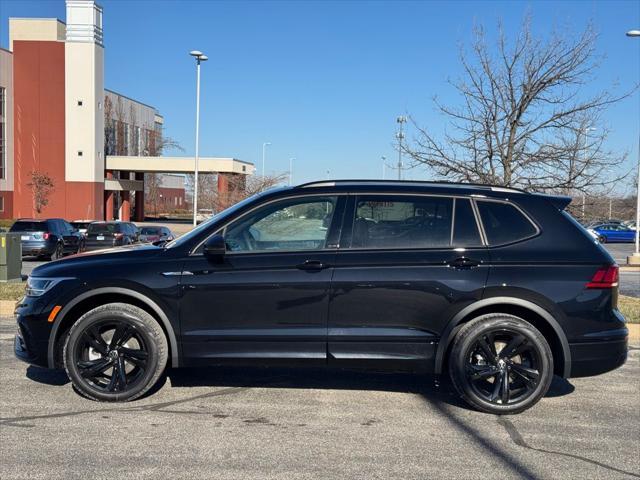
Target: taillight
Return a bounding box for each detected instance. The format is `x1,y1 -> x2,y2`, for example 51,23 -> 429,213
114,233 -> 124,239
43,232 -> 51,240
586,265 -> 619,289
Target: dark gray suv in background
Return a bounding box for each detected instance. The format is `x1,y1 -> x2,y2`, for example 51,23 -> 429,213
15,180 -> 628,414
10,219 -> 84,260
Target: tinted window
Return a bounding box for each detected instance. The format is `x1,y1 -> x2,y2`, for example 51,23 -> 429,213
453,199 -> 482,247
62,220 -> 74,234
225,196 -> 337,252
10,221 -> 47,232
477,201 -> 537,245
351,195 -> 452,249
88,223 -> 120,235
141,227 -> 161,235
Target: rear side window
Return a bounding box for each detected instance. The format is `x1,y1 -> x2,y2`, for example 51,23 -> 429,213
352,195 -> 452,249
88,223 -> 119,234
477,201 -> 537,245
453,199 -> 482,247
10,221 -> 47,232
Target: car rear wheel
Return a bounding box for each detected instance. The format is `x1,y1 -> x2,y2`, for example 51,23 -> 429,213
448,314 -> 553,414
49,242 -> 64,261
599,235 -> 607,244
63,303 -> 168,402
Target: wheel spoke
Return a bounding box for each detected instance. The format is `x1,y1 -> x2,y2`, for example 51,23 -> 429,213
110,324 -> 134,349
489,372 -> 502,401
500,334 -> 527,359
78,358 -> 111,378
115,356 -> 127,388
467,364 -> 499,381
501,369 -> 510,404
476,335 -> 497,364
82,327 -> 108,355
106,366 -> 118,392
120,347 -> 148,368
510,364 -> 540,384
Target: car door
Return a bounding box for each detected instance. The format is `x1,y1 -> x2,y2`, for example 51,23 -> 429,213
60,220 -> 80,253
179,194 -> 346,365
328,194 -> 489,370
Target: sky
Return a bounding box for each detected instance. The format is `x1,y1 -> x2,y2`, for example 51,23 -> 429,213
1,0 -> 639,188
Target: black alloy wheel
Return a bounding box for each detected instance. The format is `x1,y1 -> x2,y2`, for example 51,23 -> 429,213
449,314 -> 553,414
51,242 -> 64,260
64,303 -> 168,402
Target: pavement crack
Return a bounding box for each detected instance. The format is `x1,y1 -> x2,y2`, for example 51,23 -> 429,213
497,417 -> 640,478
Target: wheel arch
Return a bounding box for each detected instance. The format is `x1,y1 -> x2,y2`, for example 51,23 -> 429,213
47,287 -> 179,369
435,297 -> 571,378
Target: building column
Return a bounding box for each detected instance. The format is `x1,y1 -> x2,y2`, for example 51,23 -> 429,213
105,171 -> 114,220
121,191 -> 131,221
134,172 -> 145,221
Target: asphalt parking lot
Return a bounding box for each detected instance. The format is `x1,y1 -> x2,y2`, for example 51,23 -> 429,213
0,315 -> 638,480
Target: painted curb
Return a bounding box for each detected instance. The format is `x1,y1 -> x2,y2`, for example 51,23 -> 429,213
0,300 -> 16,316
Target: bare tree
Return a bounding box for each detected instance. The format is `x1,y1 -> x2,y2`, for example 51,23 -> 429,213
405,18 -> 633,193
28,171 -> 55,216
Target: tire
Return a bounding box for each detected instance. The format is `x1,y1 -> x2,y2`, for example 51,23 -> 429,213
50,242 -> 64,261
448,314 -> 553,415
599,236 -> 607,244
63,303 -> 168,402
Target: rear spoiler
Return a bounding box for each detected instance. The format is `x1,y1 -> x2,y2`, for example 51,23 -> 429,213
532,193 -> 572,210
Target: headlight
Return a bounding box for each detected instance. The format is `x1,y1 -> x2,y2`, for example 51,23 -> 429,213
25,277 -> 72,297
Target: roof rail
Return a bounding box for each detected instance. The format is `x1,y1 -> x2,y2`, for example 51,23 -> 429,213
295,179 -> 529,194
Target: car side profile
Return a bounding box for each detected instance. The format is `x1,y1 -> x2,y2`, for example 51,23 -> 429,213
84,221 -> 140,251
590,223 -> 636,243
10,218 -> 85,259
14,180 -> 628,414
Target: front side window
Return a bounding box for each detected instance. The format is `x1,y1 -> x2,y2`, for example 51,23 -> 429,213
224,196 -> 338,253
477,200 -> 537,245
351,195 -> 453,249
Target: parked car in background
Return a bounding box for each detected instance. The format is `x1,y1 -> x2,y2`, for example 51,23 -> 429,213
590,223 -> 637,243
71,220 -> 97,237
139,226 -> 174,244
10,219 -> 84,260
15,180 -> 627,414
84,221 -> 139,251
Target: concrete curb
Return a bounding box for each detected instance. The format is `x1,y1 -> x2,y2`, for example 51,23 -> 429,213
620,266 -> 640,273
0,300 -> 16,316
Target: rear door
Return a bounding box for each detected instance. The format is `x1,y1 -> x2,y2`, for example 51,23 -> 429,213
328,194 -> 489,370
59,220 -> 80,253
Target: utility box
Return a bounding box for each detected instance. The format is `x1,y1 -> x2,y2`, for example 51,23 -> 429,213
0,233 -> 22,282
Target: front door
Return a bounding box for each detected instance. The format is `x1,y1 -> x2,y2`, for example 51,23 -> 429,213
328,194 -> 489,370
180,195 -> 345,365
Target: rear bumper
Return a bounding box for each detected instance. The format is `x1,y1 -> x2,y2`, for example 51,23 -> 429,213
569,329 -> 628,378
20,242 -> 54,257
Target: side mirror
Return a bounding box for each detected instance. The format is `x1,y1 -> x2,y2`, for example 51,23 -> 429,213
203,234 -> 226,259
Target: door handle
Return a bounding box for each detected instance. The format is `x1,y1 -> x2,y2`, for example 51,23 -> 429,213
448,257 -> 480,269
296,260 -> 329,271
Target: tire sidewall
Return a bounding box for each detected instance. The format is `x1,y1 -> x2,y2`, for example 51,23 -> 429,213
64,306 -> 163,402
449,315 -> 554,415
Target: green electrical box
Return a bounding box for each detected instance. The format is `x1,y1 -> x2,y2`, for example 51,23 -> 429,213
0,233 -> 22,282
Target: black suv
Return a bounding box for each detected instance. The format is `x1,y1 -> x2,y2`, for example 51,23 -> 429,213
84,221 -> 140,251
14,181 -> 628,413
10,218 -> 84,260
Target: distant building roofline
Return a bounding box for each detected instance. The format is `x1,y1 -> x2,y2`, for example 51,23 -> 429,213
105,88 -> 159,113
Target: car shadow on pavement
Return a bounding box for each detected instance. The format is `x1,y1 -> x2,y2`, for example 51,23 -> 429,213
26,366 -> 70,386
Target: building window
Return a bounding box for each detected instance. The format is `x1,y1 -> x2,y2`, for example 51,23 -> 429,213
78,151 -> 83,157
0,87 -> 5,180
77,100 -> 83,106
133,126 -> 141,155
124,123 -> 130,155
0,196 -> 4,212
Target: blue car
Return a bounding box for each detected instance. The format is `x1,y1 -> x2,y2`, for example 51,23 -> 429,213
591,223 -> 637,243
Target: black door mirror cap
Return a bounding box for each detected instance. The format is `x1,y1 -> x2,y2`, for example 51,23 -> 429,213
203,234 -> 226,259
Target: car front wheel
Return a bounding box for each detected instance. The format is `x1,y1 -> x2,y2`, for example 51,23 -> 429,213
448,314 -> 554,414
63,303 -> 168,402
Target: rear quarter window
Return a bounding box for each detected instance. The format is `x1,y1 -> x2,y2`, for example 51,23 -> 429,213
10,221 -> 47,232
477,201 -> 538,245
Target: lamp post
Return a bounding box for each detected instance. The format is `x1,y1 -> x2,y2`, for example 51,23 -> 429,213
190,50 -> 207,227
262,142 -> 271,177
289,158 -> 295,186
626,29 -> 640,264
396,116 -> 407,180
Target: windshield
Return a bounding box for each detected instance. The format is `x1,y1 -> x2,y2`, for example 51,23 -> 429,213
10,221 -> 47,232
165,190 -> 280,249
140,227 -> 161,235
88,223 -> 120,235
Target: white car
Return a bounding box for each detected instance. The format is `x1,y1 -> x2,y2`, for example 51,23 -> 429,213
586,228 -> 602,242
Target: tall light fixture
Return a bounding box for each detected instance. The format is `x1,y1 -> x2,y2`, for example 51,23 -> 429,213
262,142 -> 271,177
626,29 -> 640,264
190,50 -> 207,226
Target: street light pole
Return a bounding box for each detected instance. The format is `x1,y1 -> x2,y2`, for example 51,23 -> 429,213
262,142 -> 271,177
190,50 -> 208,227
626,29 -> 640,264
396,116 -> 407,181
